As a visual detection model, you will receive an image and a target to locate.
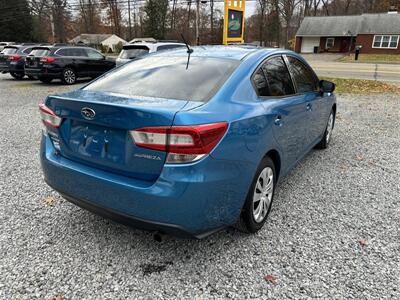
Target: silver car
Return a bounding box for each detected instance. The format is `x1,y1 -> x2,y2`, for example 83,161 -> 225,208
116,41 -> 186,67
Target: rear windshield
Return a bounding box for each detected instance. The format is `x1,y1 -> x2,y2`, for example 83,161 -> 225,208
119,46 -> 149,59
1,47 -> 17,54
85,56 -> 240,102
30,49 -> 50,57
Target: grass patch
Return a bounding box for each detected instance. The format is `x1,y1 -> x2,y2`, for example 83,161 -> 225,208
321,77 -> 400,94
338,54 -> 400,64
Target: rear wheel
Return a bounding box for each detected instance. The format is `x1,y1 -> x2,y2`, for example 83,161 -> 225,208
235,156 -> 276,233
39,77 -> 53,83
61,67 -> 77,85
315,110 -> 335,149
10,72 -> 24,79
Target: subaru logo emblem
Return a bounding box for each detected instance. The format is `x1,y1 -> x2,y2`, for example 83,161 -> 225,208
81,107 -> 96,120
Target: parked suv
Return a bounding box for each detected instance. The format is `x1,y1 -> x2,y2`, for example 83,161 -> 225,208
0,42 -> 14,52
116,41 -> 186,66
2,45 -> 38,79
25,45 -> 116,84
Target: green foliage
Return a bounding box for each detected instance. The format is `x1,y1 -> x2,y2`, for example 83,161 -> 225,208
0,0 -> 33,42
143,0 -> 169,40
99,44 -> 108,54
114,42 -> 124,54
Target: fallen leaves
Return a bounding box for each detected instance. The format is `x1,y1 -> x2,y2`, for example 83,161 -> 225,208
264,274 -> 277,285
359,239 -> 369,247
320,77 -> 400,95
42,196 -> 56,206
355,154 -> 364,161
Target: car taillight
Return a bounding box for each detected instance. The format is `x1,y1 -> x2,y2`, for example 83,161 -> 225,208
8,55 -> 22,61
40,56 -> 55,63
39,103 -> 62,128
130,122 -> 228,163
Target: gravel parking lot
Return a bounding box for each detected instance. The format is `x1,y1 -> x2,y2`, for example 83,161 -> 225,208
0,74 -> 399,299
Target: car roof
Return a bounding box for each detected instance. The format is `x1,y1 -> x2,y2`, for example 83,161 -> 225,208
151,45 -> 284,61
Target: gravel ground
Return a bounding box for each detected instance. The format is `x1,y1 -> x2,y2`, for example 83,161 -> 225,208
0,74 -> 399,299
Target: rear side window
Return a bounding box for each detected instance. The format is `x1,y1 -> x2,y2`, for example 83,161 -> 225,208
119,46 -> 149,59
56,48 -> 72,56
253,68 -> 269,96
85,56 -> 239,102
21,47 -> 34,54
287,56 -> 318,93
30,49 -> 50,56
56,48 -> 86,57
253,56 -> 295,97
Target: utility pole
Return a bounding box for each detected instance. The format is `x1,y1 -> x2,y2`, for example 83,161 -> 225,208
133,0 -> 137,38
50,10 -> 56,44
128,0 -> 132,40
195,0 -> 200,45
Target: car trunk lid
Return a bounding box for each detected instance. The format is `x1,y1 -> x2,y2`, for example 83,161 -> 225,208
44,90 -> 192,182
25,47 -> 51,68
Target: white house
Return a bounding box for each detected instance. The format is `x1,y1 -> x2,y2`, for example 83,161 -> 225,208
69,34 -> 127,52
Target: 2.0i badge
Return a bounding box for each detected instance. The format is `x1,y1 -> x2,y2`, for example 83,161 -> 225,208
81,107 -> 96,120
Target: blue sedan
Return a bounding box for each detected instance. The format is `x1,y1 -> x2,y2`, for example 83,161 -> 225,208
39,46 -> 336,238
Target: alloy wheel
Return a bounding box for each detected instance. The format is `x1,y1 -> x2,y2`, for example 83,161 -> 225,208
64,69 -> 76,84
253,167 -> 274,223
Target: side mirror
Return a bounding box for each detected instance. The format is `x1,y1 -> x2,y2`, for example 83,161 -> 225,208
319,80 -> 335,93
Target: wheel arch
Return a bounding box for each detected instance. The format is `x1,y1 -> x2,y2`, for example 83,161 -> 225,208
263,149 -> 281,181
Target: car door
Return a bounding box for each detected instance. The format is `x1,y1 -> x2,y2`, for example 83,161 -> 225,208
255,56 -> 309,169
73,48 -> 92,77
84,48 -> 109,76
56,48 -> 86,77
285,55 -> 325,147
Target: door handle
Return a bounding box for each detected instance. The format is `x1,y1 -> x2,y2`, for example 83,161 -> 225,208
274,115 -> 282,126
306,103 -> 312,111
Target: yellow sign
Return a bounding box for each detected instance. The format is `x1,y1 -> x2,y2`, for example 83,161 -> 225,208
223,0 -> 246,45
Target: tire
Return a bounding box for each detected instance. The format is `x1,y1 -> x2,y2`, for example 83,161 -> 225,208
235,156 -> 276,233
10,72 -> 24,79
39,77 -> 53,83
61,67 -> 77,85
315,110 -> 335,149
27,75 -> 37,80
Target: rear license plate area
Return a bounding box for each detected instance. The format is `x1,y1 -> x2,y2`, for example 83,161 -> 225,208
67,121 -> 127,163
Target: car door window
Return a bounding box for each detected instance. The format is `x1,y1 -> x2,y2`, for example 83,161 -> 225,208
74,48 -> 89,57
287,56 -> 318,93
56,48 -> 73,56
86,49 -> 104,59
261,56 -> 295,97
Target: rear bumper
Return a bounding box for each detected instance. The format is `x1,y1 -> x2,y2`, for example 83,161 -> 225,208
0,65 -> 9,73
25,66 -> 62,78
41,135 -> 256,237
9,61 -> 25,74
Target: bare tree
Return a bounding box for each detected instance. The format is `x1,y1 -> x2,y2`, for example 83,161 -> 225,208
78,0 -> 99,33
279,0 -> 301,47
210,0 -> 214,43
102,0 -> 122,35
257,0 -> 268,46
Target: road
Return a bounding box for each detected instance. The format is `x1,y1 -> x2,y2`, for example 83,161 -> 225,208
310,61 -> 400,83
